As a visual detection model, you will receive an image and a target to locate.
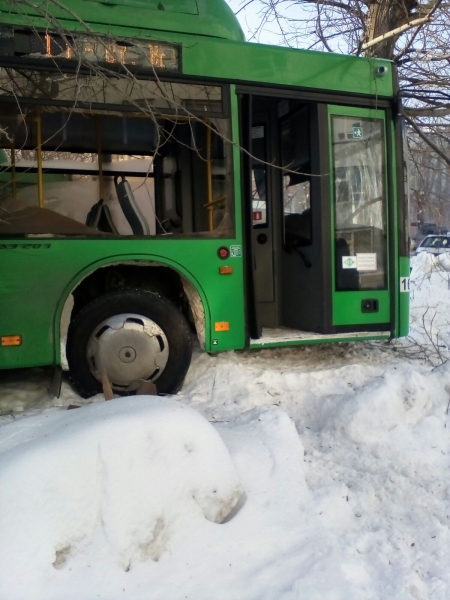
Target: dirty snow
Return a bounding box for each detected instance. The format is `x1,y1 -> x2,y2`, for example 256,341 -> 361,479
0,254 -> 449,600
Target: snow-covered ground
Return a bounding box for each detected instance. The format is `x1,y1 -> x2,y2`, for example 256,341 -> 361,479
405,252 -> 450,365
0,254 -> 449,600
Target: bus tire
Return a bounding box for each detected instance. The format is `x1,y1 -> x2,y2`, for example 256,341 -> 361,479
67,288 -> 192,399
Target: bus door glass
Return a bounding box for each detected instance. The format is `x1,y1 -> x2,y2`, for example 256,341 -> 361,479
329,106 -> 390,328
280,106 -> 312,252
278,103 -> 328,333
251,119 -> 275,305
246,96 -> 328,334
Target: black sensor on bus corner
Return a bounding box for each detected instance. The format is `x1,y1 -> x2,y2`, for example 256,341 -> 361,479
361,299 -> 379,313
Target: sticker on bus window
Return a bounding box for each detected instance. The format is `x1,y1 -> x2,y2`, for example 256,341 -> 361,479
400,277 -> 410,292
230,245 -> 242,258
342,256 -> 357,269
356,253 -> 377,271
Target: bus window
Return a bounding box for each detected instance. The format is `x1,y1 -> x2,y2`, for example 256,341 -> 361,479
0,111 -> 157,235
332,116 -> 387,291
0,72 -> 233,237
154,118 -> 233,236
0,69 -> 223,117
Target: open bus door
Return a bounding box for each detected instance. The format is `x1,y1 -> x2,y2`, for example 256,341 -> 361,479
241,92 -> 391,342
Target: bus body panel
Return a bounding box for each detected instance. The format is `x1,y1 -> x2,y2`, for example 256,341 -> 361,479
398,256 -> 411,337
0,240 -> 246,369
181,38 -> 393,99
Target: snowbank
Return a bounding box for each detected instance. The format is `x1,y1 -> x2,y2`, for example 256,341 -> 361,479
405,253 -> 450,364
0,398 -> 362,600
0,398 -> 243,598
1,359 -> 449,600
327,368 -> 438,444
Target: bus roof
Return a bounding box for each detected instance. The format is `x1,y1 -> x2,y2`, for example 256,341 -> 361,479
0,0 -> 245,42
0,0 -> 393,98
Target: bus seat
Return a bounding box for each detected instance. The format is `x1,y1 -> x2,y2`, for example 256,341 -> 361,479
85,199 -> 119,234
114,175 -> 151,236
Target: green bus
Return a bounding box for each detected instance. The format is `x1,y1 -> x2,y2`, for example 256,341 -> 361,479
0,0 -> 409,397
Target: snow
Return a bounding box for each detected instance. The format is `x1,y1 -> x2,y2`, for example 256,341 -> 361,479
405,252 -> 450,364
0,254 -> 449,600
0,398 -> 243,598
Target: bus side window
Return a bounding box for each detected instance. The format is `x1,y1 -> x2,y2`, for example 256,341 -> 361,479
0,72 -> 233,238
155,119 -> 233,237
0,112 -> 157,236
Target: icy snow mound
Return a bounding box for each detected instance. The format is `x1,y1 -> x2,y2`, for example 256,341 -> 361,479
411,251 -> 450,276
328,370 -> 433,444
0,398 -> 243,581
405,253 -> 450,364
0,402 -> 359,600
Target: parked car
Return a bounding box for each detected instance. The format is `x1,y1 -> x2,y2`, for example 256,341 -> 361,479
410,223 -> 450,254
416,234 -> 450,255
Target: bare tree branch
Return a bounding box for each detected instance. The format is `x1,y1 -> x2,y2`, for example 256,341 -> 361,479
360,15 -> 432,52
404,113 -> 450,169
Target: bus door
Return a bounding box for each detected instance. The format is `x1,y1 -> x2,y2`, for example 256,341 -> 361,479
251,112 -> 277,329
278,102 -> 330,333
245,95 -> 331,335
329,106 -> 390,329
243,95 -> 391,338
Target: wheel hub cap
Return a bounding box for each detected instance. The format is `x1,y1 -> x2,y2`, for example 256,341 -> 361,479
119,346 -> 136,363
86,313 -> 169,392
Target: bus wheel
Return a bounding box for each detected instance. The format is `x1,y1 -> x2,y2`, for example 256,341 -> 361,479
67,288 -> 192,399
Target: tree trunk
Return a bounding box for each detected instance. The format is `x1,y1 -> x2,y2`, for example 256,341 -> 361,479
365,0 -> 418,59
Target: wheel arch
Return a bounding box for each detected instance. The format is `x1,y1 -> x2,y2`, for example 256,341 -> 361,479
56,255 -> 210,370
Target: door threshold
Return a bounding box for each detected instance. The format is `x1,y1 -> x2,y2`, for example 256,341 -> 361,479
250,327 -> 390,348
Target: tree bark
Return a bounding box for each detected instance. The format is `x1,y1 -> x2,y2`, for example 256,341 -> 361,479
365,0 -> 419,59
